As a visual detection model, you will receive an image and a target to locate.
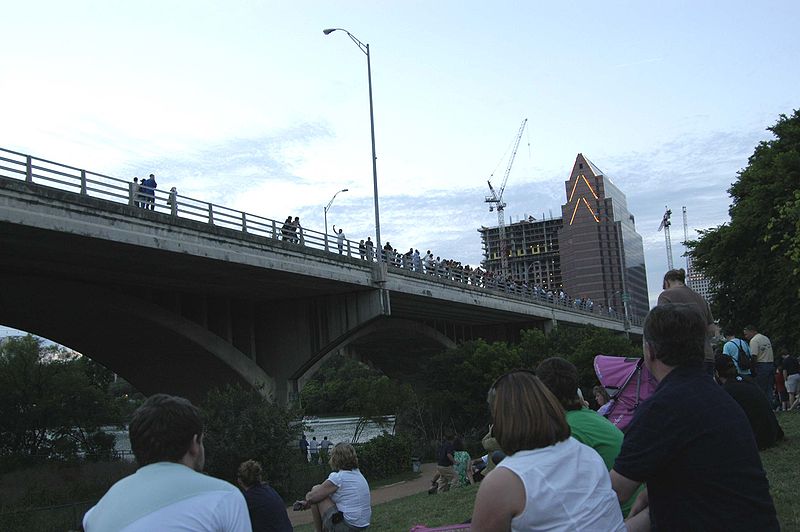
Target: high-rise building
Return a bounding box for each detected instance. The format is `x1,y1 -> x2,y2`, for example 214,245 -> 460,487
479,153 -> 650,318
686,257 -> 714,303
478,216 -> 563,291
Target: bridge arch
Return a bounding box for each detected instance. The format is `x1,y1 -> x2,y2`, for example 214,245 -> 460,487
292,317 -> 457,393
0,274 -> 274,403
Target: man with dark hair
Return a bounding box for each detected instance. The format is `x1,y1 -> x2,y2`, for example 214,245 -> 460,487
657,268 -> 717,375
435,431 -> 456,493
744,324 -> 775,397
83,394 -> 251,531
714,354 -> 784,450
611,304 -> 778,531
536,357 -> 637,516
722,326 -> 753,377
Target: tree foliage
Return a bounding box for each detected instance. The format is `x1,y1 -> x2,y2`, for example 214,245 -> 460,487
689,110 -> 800,350
0,335 -> 120,465
201,384 -> 303,496
398,326 -> 640,441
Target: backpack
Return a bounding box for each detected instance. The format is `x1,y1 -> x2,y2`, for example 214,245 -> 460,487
733,339 -> 753,371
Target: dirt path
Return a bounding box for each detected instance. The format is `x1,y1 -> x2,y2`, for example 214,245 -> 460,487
288,463 -> 437,528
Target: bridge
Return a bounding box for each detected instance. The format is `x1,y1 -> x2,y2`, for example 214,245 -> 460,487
0,147 -> 642,403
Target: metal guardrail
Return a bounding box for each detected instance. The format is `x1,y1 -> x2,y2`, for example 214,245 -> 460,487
0,146 -> 640,327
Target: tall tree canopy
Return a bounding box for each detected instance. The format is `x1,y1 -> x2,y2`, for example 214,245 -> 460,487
690,110 -> 800,350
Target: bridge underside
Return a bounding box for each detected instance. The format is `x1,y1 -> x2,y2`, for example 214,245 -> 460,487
0,178 -> 639,403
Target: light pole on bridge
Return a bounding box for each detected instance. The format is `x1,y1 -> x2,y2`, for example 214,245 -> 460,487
324,188 -> 348,252
323,27 -> 383,260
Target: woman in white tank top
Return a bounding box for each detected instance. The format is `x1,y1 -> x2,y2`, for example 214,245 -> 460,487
471,370 -> 625,532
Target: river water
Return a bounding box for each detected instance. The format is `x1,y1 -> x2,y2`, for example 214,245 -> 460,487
106,415 -> 394,461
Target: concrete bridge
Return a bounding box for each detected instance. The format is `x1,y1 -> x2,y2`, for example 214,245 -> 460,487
0,148 -> 642,403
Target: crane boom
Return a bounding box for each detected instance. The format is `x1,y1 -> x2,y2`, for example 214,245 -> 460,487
657,206 -> 674,270
486,118 -> 528,279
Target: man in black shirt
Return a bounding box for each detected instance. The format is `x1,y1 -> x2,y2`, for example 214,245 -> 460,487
611,304 -> 779,531
715,354 -> 784,450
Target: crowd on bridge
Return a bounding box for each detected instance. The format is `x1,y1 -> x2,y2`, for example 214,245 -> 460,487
130,174 -> 177,212
81,273 -> 787,530
348,239 -> 624,319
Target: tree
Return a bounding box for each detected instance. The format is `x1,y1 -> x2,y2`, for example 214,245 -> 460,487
689,110 -> 800,350
201,384 -> 303,496
0,335 -> 119,464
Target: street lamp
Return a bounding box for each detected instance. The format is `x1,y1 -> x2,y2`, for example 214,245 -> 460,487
324,188 -> 349,252
323,27 -> 382,259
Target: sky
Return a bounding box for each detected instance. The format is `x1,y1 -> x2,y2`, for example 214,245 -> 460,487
1,0 -> 799,337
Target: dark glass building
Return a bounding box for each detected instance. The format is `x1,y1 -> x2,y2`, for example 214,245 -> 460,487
558,154 -> 649,318
479,154 -> 649,319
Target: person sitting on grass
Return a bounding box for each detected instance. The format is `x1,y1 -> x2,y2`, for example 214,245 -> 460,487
536,357 -> 640,517
237,459 -> 292,532
471,370 -> 625,531
452,438 -> 472,487
296,443 -> 371,531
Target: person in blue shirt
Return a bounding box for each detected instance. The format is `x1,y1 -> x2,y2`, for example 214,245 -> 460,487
722,327 -> 753,377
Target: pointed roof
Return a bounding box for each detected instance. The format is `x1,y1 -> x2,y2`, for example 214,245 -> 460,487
579,153 -> 616,185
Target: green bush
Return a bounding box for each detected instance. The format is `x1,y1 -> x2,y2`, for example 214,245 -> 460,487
356,432 -> 413,481
201,384 -> 304,500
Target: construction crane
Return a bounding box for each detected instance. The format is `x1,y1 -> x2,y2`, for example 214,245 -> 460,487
657,206 -> 674,270
682,206 -> 690,274
486,118 -> 528,278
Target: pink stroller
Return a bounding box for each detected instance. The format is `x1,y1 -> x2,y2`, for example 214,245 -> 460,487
593,355 -> 658,432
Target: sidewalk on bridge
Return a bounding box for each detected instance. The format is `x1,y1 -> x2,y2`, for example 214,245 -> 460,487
287,462 -> 437,528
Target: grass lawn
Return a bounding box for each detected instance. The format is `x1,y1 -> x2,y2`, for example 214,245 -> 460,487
298,412 -> 800,532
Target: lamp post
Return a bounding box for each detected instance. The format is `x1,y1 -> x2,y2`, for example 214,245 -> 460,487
323,28 -> 382,259
324,188 -> 349,252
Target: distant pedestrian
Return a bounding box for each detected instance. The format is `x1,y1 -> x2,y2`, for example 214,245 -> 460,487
141,173 -> 157,210
364,237 -> 374,261
281,216 -> 293,241
300,435 -> 309,461
131,177 -> 141,208
333,225 -> 345,254
320,436 -> 332,463
292,217 -> 303,244
358,240 -> 366,260
744,325 -> 775,397
309,436 -> 320,464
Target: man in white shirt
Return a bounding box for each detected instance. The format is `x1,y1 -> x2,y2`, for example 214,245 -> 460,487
82,394 -> 251,532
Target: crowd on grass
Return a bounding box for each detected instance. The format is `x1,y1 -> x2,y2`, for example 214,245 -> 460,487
81,268 -> 788,531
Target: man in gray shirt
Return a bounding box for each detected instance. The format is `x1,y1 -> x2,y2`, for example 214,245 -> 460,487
657,268 -> 716,375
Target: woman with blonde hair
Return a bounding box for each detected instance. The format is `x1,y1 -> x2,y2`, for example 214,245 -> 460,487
471,370 -> 625,531
296,442 -> 371,531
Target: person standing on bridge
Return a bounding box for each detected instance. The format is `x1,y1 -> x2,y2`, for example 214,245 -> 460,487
141,173 -> 157,210
131,177 -> 141,208
333,225 -> 346,254
292,216 -> 303,245
364,237 -> 374,261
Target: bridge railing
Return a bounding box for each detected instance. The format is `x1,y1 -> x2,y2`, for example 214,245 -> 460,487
0,146 -> 640,327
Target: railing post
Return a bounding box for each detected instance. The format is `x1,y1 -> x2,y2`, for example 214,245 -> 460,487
80,170 -> 87,195
171,197 -> 178,217
208,203 -> 214,225
241,212 -> 247,233
271,220 -> 277,239
25,156 -> 33,182
347,240 -> 351,257
128,182 -> 135,206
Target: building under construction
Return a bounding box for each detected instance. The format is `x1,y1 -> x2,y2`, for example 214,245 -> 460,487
479,153 -> 650,318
